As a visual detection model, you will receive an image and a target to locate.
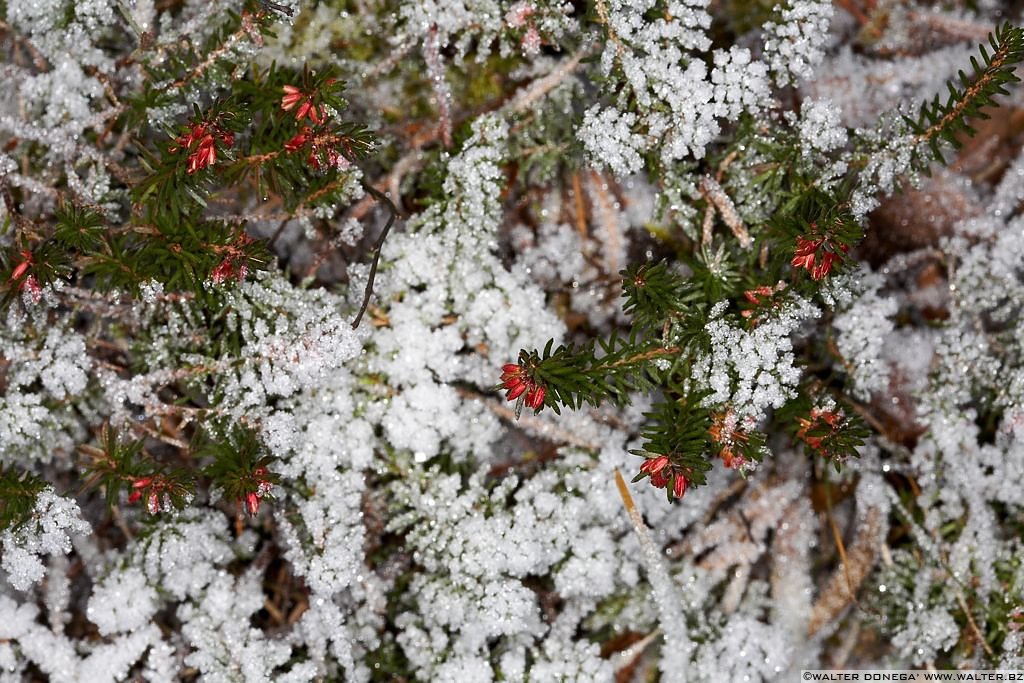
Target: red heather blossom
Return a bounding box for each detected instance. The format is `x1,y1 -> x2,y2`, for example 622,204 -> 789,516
506,2 -> 535,27
285,127 -> 311,152
309,147 -> 349,172
127,475 -> 162,514
281,84 -> 304,111
209,234 -> 253,285
245,492 -> 261,516
635,454 -> 689,500
796,407 -> 843,453
9,249 -> 33,282
521,26 -> 542,54
672,472 -> 687,499
171,122 -> 233,175
210,258 -> 248,285
740,281 -> 787,323
791,233 -> 849,280
281,85 -> 324,124
708,410 -> 751,470
21,275 -> 42,303
639,454 -> 670,476
9,251 -> 42,303
499,363 -> 547,412
743,285 -> 774,304
284,127 -> 350,171
242,466 -> 274,516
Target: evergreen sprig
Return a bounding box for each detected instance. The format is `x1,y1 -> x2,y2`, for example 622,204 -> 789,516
906,22 -> 1024,163
196,425 -> 279,515
517,334 -> 677,414
79,424 -> 194,512
0,465 -> 47,532
630,393 -> 714,488
620,260 -> 699,334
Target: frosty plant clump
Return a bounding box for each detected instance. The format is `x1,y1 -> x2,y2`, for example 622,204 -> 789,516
1,0 -> 1024,680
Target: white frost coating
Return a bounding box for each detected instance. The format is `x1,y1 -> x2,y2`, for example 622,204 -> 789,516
582,0 -> 773,170
0,490 -> 90,591
763,0 -> 833,86
87,568 -> 159,635
798,98 -> 848,158
892,608 -> 960,664
831,268 -> 898,400
711,47 -> 771,120
579,106 -> 646,177
693,297 -> 820,420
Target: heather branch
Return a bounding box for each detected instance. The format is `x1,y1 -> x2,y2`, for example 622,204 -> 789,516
911,23 -> 1024,159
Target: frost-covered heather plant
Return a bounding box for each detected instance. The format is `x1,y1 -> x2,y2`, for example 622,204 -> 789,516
2,0 -> 1024,680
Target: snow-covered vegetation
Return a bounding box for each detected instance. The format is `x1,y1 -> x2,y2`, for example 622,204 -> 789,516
1,0 -> 1023,680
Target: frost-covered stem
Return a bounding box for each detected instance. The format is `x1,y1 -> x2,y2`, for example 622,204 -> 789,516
593,0 -> 626,58
587,171 -> 624,275
614,469 -> 691,678
169,19 -> 255,90
699,175 -> 751,248
908,11 -> 992,42
701,203 -> 714,245
422,25 -> 453,148
0,20 -> 49,70
611,629 -> 662,673
503,45 -> 594,114
240,150 -> 283,166
808,506 -> 883,635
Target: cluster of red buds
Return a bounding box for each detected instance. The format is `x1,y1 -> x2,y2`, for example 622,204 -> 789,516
740,280 -> 786,324
281,84 -> 326,125
127,474 -> 174,514
9,249 -> 41,303
796,406 -> 843,456
708,410 -> 751,471
210,259 -> 247,284
635,454 -> 688,500
209,233 -> 254,285
791,223 -> 849,280
243,466 -> 274,516
170,120 -> 234,174
499,363 -> 546,413
284,126 -> 350,171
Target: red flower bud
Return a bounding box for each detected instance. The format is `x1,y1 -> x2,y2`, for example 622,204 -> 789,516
525,384 -> 546,411
10,250 -> 33,282
281,85 -> 303,111
506,382 -> 528,401
672,474 -> 688,500
639,455 -> 670,476
285,128 -> 311,152
650,468 -> 669,488
245,492 -> 261,516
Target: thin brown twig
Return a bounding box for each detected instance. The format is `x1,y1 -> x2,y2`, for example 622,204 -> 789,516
596,346 -> 680,371
954,581 -> 997,659
351,183 -> 400,329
